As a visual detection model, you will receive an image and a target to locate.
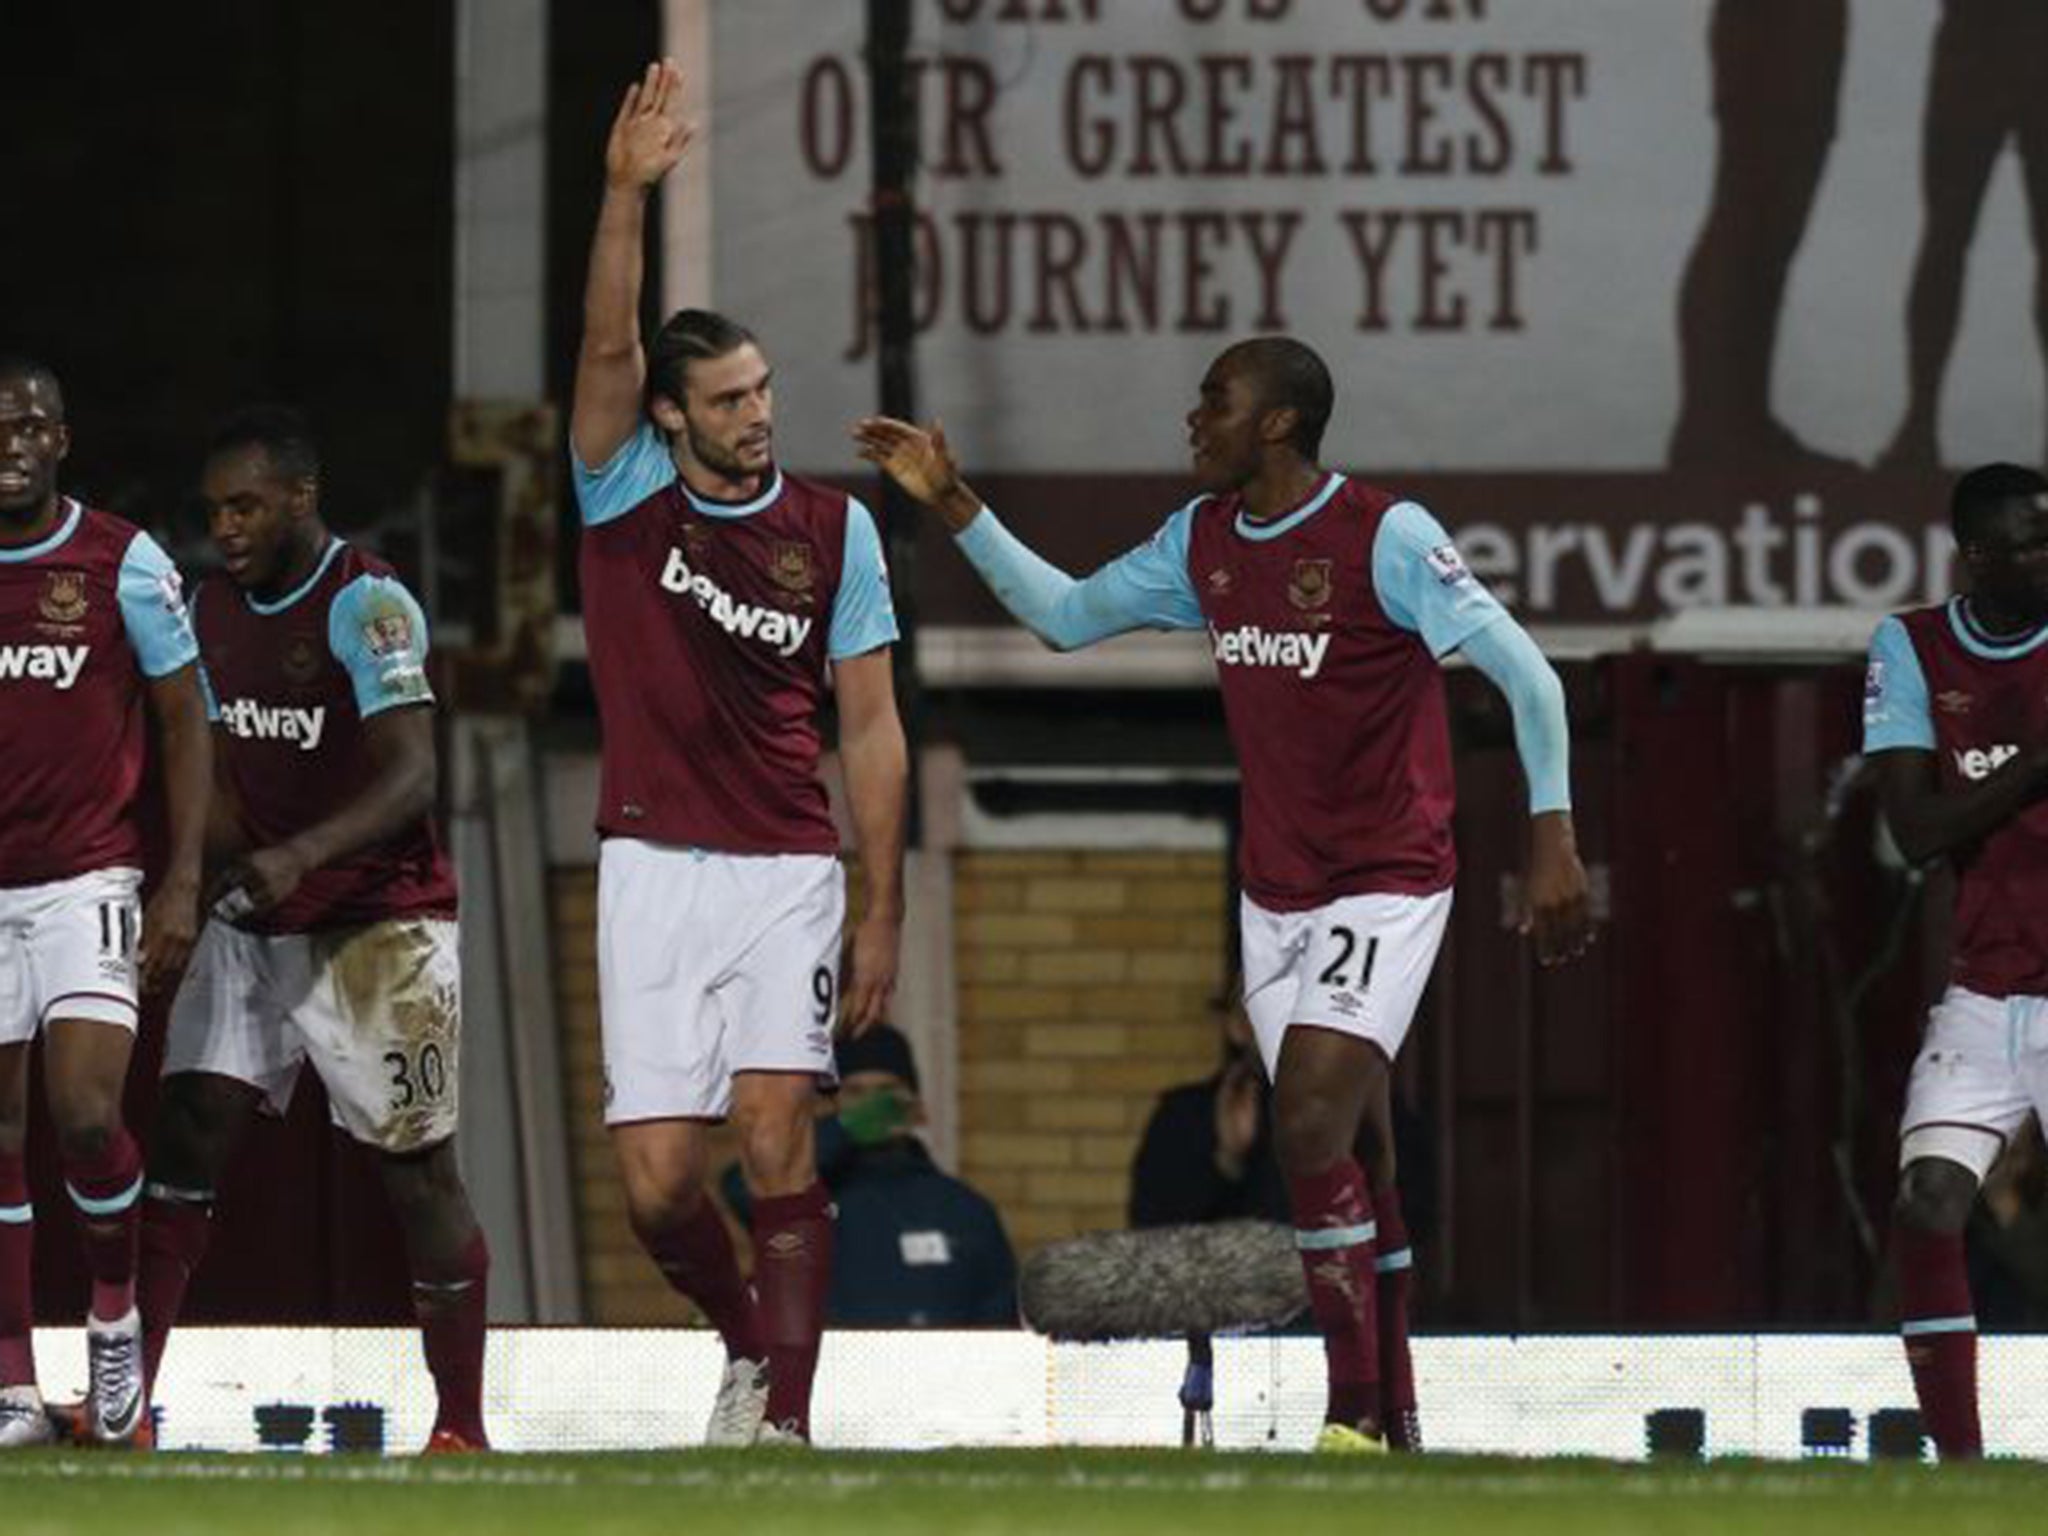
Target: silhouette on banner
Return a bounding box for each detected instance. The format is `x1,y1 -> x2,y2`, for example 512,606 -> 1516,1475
1882,0 -> 2048,471
1670,0 -> 1852,472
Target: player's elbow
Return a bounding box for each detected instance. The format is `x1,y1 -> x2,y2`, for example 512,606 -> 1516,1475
392,755 -> 438,824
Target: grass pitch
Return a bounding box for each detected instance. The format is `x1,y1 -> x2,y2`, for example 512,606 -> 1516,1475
3,1448 -> 2044,1536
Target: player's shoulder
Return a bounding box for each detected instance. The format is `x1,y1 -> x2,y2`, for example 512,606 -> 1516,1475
72,503 -> 150,566
331,542 -> 405,589
1337,478 -> 1420,542
1885,600 -> 1953,650
1336,474 -> 1405,512
777,470 -> 860,522
327,552 -> 427,637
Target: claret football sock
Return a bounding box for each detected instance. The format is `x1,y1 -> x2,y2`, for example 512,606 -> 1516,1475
63,1131 -> 142,1325
1288,1158 -> 1380,1431
138,1183 -> 215,1390
1897,1224 -> 1982,1459
0,1152 -> 33,1388
413,1227 -> 491,1446
1373,1185 -> 1421,1450
751,1182 -> 834,1439
644,1198 -> 763,1363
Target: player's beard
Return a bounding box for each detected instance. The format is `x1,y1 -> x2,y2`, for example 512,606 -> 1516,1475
682,417 -> 769,484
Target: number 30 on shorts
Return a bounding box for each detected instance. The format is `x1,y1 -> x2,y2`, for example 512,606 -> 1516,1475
384,1043 -> 450,1110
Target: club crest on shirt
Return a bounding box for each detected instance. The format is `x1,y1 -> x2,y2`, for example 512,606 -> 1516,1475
1289,557 -> 1334,613
281,633 -> 323,686
769,541 -> 816,607
38,569 -> 88,628
1936,689 -> 1974,716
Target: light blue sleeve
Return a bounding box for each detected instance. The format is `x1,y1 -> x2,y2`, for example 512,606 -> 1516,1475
1863,616 -> 1936,754
828,498 -> 901,660
1459,619 -> 1572,814
571,421 -> 677,527
327,574 -> 436,718
116,532 -> 200,678
953,501 -> 1206,650
1372,501 -> 1509,658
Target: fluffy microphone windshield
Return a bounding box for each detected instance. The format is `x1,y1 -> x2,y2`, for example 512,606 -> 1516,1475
1019,1220 -> 1307,1340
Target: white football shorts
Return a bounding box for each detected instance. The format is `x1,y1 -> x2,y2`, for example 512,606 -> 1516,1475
1898,985 -> 2048,1180
0,867 -> 143,1045
598,837 -> 845,1124
1240,887 -> 1453,1076
163,916 -> 462,1155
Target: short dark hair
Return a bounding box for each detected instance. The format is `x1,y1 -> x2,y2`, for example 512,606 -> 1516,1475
646,309 -> 759,408
1951,461 -> 2048,546
206,404 -> 321,483
0,355 -> 65,415
1222,336 -> 1334,458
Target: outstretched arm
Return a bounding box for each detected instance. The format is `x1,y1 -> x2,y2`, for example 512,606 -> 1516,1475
1370,501 -> 1591,964
570,58 -> 694,468
852,416 -> 1204,649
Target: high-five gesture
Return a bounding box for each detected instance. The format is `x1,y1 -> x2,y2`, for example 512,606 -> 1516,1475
607,58 -> 692,190
852,417 -> 983,532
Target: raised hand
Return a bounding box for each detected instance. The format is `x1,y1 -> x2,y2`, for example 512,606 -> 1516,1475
606,58 -> 693,190
851,417 -> 980,528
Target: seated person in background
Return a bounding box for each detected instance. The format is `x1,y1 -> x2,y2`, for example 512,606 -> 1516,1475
1130,990 -> 1288,1228
1129,985 -> 1436,1267
1969,1117 -> 2048,1331
722,1025 -> 1017,1327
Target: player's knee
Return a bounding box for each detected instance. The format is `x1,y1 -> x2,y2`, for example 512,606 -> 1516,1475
616,1147 -> 709,1238
732,1106 -> 813,1193
1896,1158 -> 1978,1234
625,1183 -> 708,1246
149,1078 -> 239,1187
381,1140 -> 463,1217
53,1116 -> 117,1165
1271,1092 -> 1349,1176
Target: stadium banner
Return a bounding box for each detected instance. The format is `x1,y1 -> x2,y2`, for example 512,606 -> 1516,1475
665,0 -> 2046,633
55,1327 -> 2048,1457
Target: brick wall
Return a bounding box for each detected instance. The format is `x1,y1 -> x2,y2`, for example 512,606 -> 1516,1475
954,850 -> 1229,1256
550,847 -> 1229,1321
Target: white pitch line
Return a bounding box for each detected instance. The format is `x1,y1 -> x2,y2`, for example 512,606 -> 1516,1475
0,1456 -> 2032,1502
